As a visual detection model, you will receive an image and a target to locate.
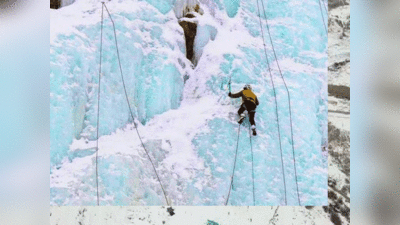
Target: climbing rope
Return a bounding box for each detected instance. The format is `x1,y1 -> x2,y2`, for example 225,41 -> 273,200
101,2 -> 170,206
249,126 -> 255,206
258,0 -> 301,205
322,0 -> 329,16
225,124 -> 241,205
95,3 -> 104,206
228,73 -> 232,93
255,0 -> 287,205
317,0 -> 328,35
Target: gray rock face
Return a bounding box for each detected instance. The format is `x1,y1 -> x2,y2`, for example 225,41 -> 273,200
325,0 -> 351,224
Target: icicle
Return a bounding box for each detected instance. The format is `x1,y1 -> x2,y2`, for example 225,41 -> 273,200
174,0 -> 200,18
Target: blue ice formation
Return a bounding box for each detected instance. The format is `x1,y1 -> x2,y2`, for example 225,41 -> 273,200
50,0 -> 328,206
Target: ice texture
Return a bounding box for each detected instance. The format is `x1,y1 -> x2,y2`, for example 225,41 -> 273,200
61,0 -> 76,7
50,0 -> 327,206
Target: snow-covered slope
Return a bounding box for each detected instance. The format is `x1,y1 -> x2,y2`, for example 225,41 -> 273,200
328,2 -> 349,87
50,0 -> 327,206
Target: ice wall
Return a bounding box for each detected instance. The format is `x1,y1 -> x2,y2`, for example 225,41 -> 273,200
51,0 -> 327,206
50,1 -> 190,168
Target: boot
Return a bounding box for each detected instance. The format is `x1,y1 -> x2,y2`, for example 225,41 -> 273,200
238,114 -> 245,124
251,125 -> 257,136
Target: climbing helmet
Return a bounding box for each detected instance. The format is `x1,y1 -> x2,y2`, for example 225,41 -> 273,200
243,84 -> 252,90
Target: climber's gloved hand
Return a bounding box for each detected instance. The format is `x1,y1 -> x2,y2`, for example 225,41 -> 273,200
228,92 -> 232,97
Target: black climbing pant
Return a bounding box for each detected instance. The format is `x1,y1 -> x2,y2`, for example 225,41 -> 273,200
238,101 -> 256,126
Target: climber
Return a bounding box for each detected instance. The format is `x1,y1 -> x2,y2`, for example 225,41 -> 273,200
228,84 -> 259,136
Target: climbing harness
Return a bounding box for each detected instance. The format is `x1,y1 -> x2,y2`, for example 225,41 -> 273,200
96,2 -> 170,206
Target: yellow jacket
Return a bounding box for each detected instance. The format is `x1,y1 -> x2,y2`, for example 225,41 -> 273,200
230,89 -> 259,106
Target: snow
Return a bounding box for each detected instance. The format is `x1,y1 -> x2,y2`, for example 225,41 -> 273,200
61,0 -> 76,7
328,4 -> 350,87
174,0 -> 201,19
328,96 -> 350,131
50,205 -> 333,224
51,0 -> 327,206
